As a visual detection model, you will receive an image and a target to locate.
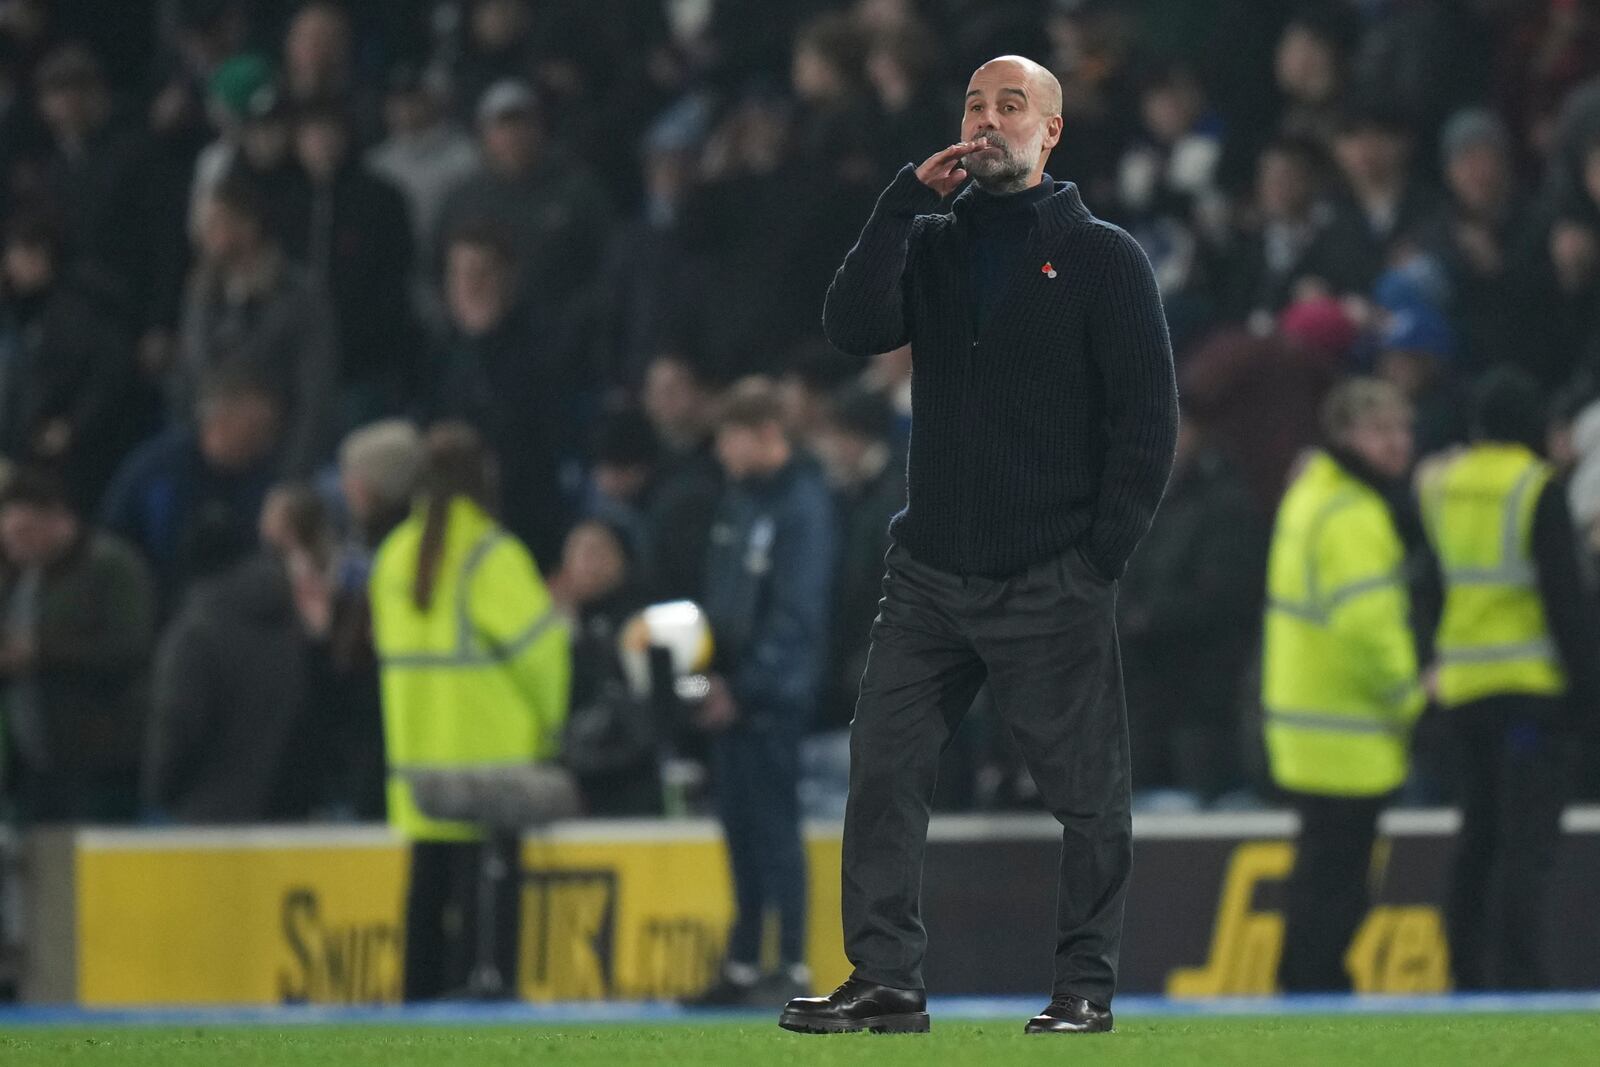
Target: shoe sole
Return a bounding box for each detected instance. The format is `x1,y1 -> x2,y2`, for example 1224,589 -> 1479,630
778,1010 -> 931,1034
1024,1022 -> 1115,1034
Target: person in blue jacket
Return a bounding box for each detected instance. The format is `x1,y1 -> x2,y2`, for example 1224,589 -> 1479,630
693,377 -> 838,1007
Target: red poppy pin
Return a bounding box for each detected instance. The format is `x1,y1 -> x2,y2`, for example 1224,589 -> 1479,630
1041,262 -> 1058,279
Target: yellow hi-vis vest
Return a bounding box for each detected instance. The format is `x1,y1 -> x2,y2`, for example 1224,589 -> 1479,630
1419,443 -> 1566,708
1263,451 -> 1425,797
370,497 -> 570,841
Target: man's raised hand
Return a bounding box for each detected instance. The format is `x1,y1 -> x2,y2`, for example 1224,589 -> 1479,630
915,139 -> 986,197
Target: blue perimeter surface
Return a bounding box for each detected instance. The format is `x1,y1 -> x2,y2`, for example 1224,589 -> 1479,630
0,993 -> 1597,1028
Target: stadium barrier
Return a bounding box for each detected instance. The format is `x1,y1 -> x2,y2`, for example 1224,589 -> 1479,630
19,809 -> 1600,1005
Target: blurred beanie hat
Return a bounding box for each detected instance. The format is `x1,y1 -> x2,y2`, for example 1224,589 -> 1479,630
209,54 -> 274,119
1379,303 -> 1455,362
1374,255 -> 1451,314
1279,296 -> 1357,365
1440,107 -> 1510,167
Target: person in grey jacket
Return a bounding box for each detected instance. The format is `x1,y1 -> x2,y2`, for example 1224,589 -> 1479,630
693,378 -> 838,1008
177,173 -> 339,477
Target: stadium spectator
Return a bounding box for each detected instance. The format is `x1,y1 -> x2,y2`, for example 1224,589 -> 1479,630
694,379 -> 837,1007
370,422 -> 570,1001
582,409 -> 660,581
27,44 -> 150,308
866,18 -> 950,178
810,386 -> 903,734
429,222 -> 568,570
1321,110 -> 1440,295
177,174 -> 338,477
639,353 -> 722,603
325,419 -> 426,819
1273,8 -> 1356,147
0,213 -> 151,511
0,469 -> 154,824
188,53 -> 275,240
431,78 -> 613,346
776,342 -> 861,450
1419,109 -> 1531,375
1220,136 -> 1365,327
549,518 -> 659,816
287,100 -> 416,426
143,486 -> 329,823
281,1 -> 377,143
1119,417 -> 1265,805
100,370 -> 281,611
367,68 -> 480,267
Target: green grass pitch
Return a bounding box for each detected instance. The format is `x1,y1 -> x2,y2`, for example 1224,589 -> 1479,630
2,1015 -> 1598,1066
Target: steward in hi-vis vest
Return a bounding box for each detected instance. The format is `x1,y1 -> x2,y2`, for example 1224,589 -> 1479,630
1263,378 -> 1425,994
370,424 -> 570,1001
1417,368 -> 1600,992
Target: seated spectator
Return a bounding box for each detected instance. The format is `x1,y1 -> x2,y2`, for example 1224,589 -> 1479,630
432,79 -> 613,346
1118,418 -> 1265,804
0,214 -> 151,511
1419,109 -> 1530,375
367,67 -> 480,268
549,518 -> 659,816
640,353 -> 722,602
810,386 -> 903,733
429,222 -> 568,570
0,469 -> 155,824
143,485 -> 329,823
101,370 -> 281,611
1516,131 -> 1600,390
866,17 -> 950,176
177,174 -> 338,476
288,101 -> 416,425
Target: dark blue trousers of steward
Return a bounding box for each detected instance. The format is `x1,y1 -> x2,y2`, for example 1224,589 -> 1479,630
842,540 -> 1131,1007
712,715 -> 807,967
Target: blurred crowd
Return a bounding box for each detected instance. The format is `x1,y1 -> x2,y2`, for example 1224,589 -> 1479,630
1,0 -> 1600,827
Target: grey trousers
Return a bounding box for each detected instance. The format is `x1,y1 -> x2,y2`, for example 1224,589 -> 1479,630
841,541 -> 1131,1006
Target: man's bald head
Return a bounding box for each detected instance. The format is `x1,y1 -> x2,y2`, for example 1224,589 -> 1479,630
972,55 -> 1062,118
960,54 -> 1064,192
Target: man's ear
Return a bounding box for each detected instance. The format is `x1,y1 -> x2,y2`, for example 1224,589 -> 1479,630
1042,113 -> 1064,152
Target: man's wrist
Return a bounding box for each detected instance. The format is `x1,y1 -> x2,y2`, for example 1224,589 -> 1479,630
881,164 -> 944,218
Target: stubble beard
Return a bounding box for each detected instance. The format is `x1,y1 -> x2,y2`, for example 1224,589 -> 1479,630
965,137 -> 1036,194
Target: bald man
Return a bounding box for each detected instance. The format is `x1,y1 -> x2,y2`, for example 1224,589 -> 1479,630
781,57 -> 1177,1036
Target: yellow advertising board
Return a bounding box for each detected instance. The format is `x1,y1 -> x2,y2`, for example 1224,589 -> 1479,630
69,824 -> 849,1006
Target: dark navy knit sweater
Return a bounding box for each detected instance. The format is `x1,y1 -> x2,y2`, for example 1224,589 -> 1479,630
967,175 -> 1055,335
823,164 -> 1178,578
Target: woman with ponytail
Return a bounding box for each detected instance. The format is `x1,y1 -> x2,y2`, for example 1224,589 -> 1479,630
369,421 -> 571,1000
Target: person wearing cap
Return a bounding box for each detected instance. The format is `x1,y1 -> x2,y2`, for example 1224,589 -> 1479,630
1418,367 -> 1600,991
1418,108 -> 1529,375
432,78 -> 613,327
1371,292 -> 1470,455
1262,377 -> 1427,993
190,53 -> 275,238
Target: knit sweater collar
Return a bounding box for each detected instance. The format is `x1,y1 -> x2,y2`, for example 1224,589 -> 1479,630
951,173 -> 1090,231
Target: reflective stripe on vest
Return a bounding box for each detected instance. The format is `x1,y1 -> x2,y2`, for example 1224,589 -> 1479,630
1264,708 -> 1407,736
377,530 -> 560,669
1434,465 -> 1541,587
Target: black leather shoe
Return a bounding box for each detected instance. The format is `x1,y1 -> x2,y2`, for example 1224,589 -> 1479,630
778,977 -> 930,1034
1024,995 -> 1114,1034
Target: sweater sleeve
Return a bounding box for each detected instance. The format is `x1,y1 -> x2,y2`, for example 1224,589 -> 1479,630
1082,229 -> 1179,578
1531,480 -> 1600,717
821,164 -> 943,358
